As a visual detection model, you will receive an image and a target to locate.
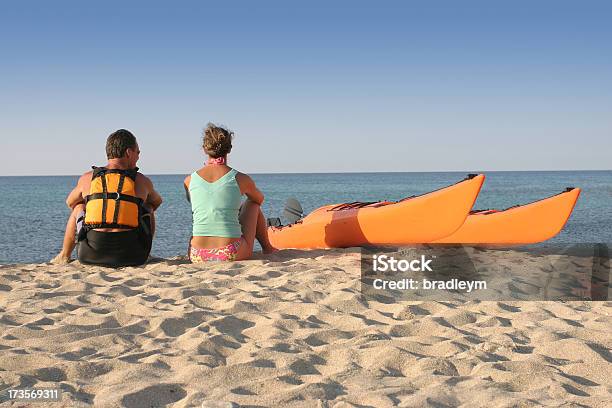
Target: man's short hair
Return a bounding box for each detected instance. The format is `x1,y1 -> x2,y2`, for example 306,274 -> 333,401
106,129 -> 137,159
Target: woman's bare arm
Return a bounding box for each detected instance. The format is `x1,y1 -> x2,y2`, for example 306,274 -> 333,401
236,173 -> 264,205
183,175 -> 191,203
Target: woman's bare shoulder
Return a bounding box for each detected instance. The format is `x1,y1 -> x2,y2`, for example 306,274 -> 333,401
234,171 -> 253,184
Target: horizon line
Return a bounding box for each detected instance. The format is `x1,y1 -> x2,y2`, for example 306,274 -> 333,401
1,169 -> 611,177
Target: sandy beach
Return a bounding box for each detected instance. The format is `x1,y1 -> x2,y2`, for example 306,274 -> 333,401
0,248 -> 610,407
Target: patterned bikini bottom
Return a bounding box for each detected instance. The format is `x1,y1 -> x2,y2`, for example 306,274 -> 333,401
189,239 -> 243,262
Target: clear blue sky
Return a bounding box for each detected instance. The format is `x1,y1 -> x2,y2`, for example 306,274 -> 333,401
1,0 -> 610,175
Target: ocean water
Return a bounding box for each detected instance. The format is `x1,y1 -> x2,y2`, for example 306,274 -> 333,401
0,171 -> 610,264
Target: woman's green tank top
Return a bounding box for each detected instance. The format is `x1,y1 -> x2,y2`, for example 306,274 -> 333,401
189,168 -> 242,238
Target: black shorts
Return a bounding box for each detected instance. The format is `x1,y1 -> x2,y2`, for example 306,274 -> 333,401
77,214 -> 152,268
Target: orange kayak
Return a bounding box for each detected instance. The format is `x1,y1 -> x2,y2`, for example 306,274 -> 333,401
268,174 -> 485,249
433,187 -> 580,244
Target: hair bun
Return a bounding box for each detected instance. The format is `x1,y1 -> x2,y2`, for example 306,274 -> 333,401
203,123 -> 233,158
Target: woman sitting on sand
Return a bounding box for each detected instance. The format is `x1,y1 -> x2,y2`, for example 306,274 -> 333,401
184,123 -> 276,262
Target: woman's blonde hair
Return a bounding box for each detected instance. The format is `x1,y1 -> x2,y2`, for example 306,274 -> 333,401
202,123 -> 233,158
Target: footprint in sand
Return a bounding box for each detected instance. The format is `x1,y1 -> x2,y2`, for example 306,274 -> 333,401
121,384 -> 187,408
32,367 -> 67,382
156,311 -> 208,337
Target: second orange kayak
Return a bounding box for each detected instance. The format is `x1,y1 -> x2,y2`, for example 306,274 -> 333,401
268,174 -> 485,249
433,187 -> 581,244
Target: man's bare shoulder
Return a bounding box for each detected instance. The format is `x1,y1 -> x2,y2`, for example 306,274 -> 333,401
135,172 -> 155,189
136,172 -> 152,182
77,171 -> 93,184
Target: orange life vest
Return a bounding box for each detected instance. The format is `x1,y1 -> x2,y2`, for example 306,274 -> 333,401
84,167 -> 143,229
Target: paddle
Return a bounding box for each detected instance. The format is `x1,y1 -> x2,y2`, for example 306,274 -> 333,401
266,197 -> 304,227
283,197 -> 303,224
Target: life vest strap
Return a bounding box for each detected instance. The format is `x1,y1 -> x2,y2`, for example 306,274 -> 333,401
85,193 -> 144,205
100,171 -> 108,224
83,222 -> 139,230
112,174 -> 126,224
92,166 -> 139,180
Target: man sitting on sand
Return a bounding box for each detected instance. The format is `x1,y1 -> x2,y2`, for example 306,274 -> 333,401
51,129 -> 162,267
